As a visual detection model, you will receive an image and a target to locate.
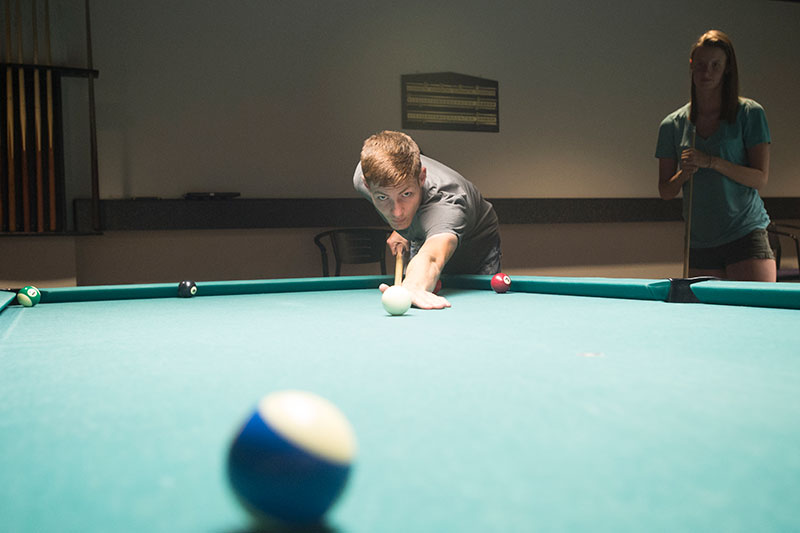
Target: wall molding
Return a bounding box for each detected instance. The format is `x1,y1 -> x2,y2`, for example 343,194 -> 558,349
72,197 -> 800,232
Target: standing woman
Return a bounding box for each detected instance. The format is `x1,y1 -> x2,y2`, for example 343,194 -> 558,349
656,30 -> 775,282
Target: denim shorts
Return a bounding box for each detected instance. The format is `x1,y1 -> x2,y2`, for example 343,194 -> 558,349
691,228 -> 775,270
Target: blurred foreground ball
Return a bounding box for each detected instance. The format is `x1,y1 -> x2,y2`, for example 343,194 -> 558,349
227,390 -> 357,525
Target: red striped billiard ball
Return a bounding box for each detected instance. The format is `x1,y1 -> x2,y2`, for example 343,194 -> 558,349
490,273 -> 511,293
433,279 -> 442,295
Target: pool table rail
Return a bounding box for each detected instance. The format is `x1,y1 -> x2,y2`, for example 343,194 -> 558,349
445,275 -> 800,309
1,275 -> 799,311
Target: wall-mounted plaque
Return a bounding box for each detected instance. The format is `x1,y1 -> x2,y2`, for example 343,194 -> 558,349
401,72 -> 499,132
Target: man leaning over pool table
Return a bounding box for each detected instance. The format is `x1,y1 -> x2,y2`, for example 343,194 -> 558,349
353,130 -> 502,310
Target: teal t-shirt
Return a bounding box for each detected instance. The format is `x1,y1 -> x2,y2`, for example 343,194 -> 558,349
655,98 -> 771,248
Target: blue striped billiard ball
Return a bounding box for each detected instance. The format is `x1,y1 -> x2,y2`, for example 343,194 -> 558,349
227,390 -> 357,526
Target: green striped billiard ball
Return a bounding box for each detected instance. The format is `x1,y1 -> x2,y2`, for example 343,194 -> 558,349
17,286 -> 41,307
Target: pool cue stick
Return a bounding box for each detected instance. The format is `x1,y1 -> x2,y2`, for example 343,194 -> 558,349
15,0 -> 30,232
394,249 -> 403,286
85,0 -> 100,232
682,127 -> 696,278
4,0 -> 15,232
44,0 -> 54,230
32,0 -> 43,232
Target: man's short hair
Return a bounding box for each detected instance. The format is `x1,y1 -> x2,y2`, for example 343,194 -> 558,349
360,131 -> 421,188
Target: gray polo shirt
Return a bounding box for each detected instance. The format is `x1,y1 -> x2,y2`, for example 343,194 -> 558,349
353,155 -> 500,274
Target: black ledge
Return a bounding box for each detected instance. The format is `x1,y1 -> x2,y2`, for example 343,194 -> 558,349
72,197 -> 800,232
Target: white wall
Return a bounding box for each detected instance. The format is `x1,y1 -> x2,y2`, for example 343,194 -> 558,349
4,1 -> 800,288
52,0 -> 800,202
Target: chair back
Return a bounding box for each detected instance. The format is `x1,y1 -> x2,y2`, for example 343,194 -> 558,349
314,228 -> 390,276
767,223 -> 800,281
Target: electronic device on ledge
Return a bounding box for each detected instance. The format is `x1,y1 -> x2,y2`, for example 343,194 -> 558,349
183,192 -> 241,200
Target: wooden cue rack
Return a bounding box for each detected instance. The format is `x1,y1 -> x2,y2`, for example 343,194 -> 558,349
0,63 -> 97,233
1,0 -> 100,235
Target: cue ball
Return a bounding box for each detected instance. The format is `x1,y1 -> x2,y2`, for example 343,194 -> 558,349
227,390 -> 357,525
381,285 -> 412,315
490,273 -> 511,293
177,280 -> 197,298
16,286 -> 41,307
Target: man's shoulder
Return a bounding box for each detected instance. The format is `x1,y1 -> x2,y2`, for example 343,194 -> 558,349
420,155 -> 474,197
421,155 -> 461,178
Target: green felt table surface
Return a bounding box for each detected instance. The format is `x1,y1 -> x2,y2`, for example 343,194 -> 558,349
1,276 -> 799,532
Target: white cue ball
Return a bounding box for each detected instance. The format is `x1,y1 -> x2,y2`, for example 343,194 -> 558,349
381,285 -> 412,316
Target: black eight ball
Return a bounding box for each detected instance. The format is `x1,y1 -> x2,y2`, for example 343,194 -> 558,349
178,280 -> 197,298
